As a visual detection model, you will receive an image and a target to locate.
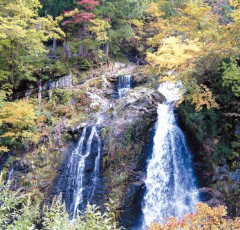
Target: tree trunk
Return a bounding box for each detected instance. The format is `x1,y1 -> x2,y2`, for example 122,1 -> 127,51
9,40 -> 14,85
83,45 -> 88,58
79,34 -> 84,56
52,39 -> 57,58
93,47 -> 98,62
104,42 -> 110,57
63,37 -> 68,58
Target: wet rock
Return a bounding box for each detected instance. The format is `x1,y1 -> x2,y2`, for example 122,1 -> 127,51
219,164 -> 229,175
234,120 -> 240,136
229,169 -> 240,183
67,122 -> 88,134
119,181 -> 145,228
199,187 -> 226,207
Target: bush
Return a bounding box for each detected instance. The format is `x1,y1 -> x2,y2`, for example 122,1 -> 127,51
0,175 -> 120,230
0,100 -> 42,152
68,56 -> 94,70
33,59 -> 68,80
150,203 -> 240,230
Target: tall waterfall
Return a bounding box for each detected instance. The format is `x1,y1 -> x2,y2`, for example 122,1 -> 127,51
57,126 -> 102,219
142,82 -> 199,228
118,75 -> 133,98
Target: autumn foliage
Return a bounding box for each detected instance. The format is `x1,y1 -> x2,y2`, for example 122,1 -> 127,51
150,203 -> 240,230
77,0 -> 99,10
0,100 -> 43,152
63,0 -> 99,25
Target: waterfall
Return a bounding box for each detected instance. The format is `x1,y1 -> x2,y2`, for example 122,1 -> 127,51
6,164 -> 14,185
57,126 -> 102,219
118,75 -> 133,98
90,131 -> 101,202
142,82 -> 199,228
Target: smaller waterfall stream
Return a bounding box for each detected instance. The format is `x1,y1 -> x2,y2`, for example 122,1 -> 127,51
57,126 -> 102,219
6,164 -> 14,185
142,82 -> 199,228
90,130 -> 101,202
118,75 -> 133,98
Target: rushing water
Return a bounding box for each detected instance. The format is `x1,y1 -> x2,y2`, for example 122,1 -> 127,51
142,82 -> 199,228
118,75 -> 133,98
6,164 -> 14,185
57,126 -> 102,219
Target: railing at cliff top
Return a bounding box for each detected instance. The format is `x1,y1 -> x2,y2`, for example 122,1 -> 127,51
12,75 -> 73,100
11,62 -> 139,101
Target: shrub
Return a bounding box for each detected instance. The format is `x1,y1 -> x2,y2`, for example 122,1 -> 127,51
0,100 -> 42,152
150,203 -> 240,230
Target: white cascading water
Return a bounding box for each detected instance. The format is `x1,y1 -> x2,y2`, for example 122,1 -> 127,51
118,75 -> 133,98
6,164 -> 14,185
90,130 -> 101,201
60,126 -> 102,219
142,82 -> 199,228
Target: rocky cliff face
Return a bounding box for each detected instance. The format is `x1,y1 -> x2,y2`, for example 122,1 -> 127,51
52,72 -> 165,228
100,87 -> 165,228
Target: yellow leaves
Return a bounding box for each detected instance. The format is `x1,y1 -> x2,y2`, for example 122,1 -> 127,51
0,132 -> 15,138
146,2 -> 165,18
150,203 -> 240,230
0,0 -> 64,61
4,0 -> 41,19
191,84 -> 219,111
230,0 -> 240,8
0,146 -> 10,153
147,37 -> 201,71
130,19 -> 144,29
0,100 -> 41,147
0,101 -> 37,128
35,15 -> 65,40
89,18 -> 111,42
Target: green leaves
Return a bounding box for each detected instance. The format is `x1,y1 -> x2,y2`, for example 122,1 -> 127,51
0,174 -> 120,230
0,0 -> 64,88
222,62 -> 240,97
0,175 -> 39,229
42,198 -> 120,230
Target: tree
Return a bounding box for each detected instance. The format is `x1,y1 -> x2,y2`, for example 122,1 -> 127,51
0,100 -> 43,152
221,61 -> 240,97
62,0 -> 102,58
143,0 -> 237,111
0,0 -> 64,88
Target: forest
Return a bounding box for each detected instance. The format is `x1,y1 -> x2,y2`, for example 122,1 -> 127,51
0,0 -> 240,229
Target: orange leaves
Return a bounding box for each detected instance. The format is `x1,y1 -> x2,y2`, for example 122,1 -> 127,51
149,203 -> 240,230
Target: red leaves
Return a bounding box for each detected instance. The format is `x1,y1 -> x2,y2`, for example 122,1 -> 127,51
62,19 -> 73,26
62,0 -> 99,26
73,12 -> 96,23
77,0 -> 99,10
